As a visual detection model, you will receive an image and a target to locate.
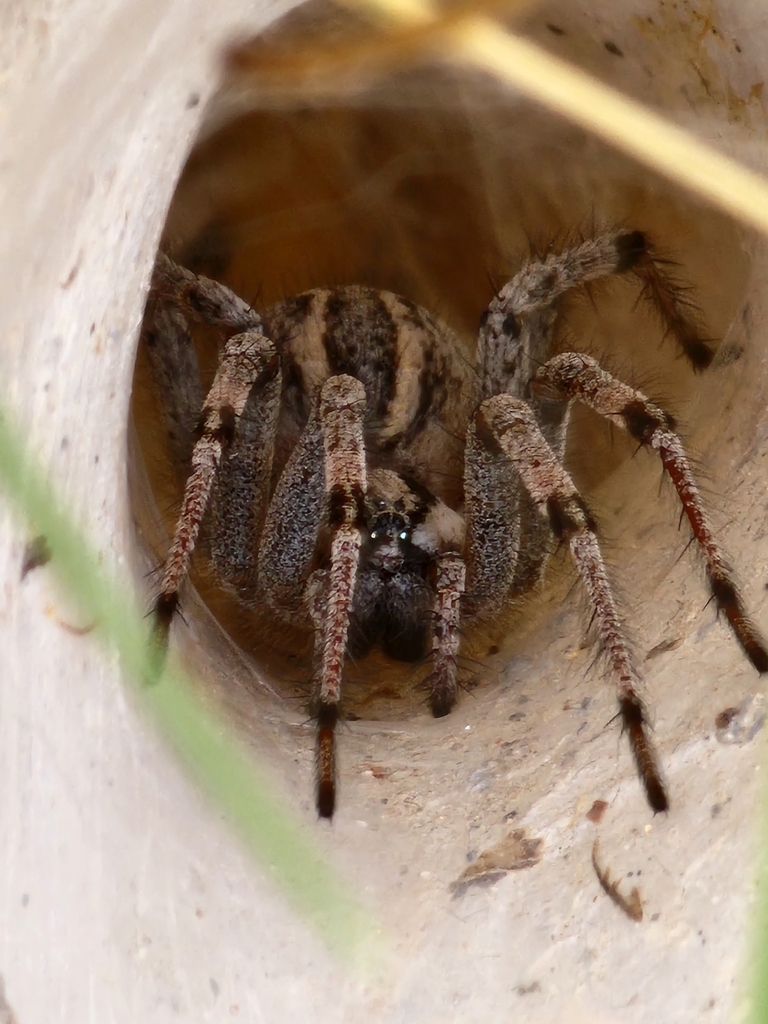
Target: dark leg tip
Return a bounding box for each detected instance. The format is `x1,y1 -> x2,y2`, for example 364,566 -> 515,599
713,579 -> 768,673
746,640 -> 768,675
430,691 -> 456,718
315,703 -> 338,818
645,778 -> 669,814
620,695 -> 669,813
153,591 -> 179,631
317,781 -> 335,819
614,230 -> 648,272
683,338 -> 715,371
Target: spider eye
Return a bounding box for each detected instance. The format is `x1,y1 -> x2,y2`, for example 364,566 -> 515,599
399,531 -> 408,541
370,530 -> 379,540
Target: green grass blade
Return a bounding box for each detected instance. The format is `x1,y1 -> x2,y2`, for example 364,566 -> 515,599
0,403 -> 376,962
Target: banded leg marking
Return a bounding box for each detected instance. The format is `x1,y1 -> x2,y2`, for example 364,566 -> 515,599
475,395 -> 668,812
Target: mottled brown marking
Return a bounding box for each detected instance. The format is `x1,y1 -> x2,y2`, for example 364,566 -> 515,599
451,829 -> 544,896
592,839 -> 644,922
21,535 -> 52,580
322,287 -> 399,420
586,799 -> 609,824
715,707 -> 739,730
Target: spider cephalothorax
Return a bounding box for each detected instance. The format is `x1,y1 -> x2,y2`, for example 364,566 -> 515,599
143,230 -> 768,818
347,478 -> 437,664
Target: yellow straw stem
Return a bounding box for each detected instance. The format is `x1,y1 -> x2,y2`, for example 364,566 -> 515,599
344,0 -> 768,235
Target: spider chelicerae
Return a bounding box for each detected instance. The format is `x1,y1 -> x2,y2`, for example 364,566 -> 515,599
142,229 -> 768,818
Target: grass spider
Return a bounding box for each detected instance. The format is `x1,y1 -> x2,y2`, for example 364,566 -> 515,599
142,229 -> 768,818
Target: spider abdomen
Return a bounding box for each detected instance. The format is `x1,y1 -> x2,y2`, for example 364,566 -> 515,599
262,284 -> 473,508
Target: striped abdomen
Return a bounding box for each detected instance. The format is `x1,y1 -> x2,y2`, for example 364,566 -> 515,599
262,286 -> 472,506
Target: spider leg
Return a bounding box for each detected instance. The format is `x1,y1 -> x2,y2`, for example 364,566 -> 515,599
478,230 -> 712,406
142,302 -> 203,477
622,234 -> 714,371
475,233 -> 653,595
151,252 -> 262,335
208,354 -> 282,597
473,229 -> 713,600
150,327 -> 280,660
257,403 -> 327,617
464,420 -> 524,619
429,552 -> 466,716
303,375 -> 367,819
145,255 -> 265,480
473,394 -> 668,812
534,352 -> 768,673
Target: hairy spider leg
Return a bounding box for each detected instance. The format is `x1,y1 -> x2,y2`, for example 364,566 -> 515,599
534,352 -> 768,674
142,302 -> 202,478
478,229 -> 712,406
471,229 -> 715,608
471,395 -> 668,812
306,375 -> 367,818
147,256 -> 282,663
150,329 -> 281,661
428,552 -> 466,717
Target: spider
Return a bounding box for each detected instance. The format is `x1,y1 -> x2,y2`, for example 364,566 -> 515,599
142,229 -> 768,819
